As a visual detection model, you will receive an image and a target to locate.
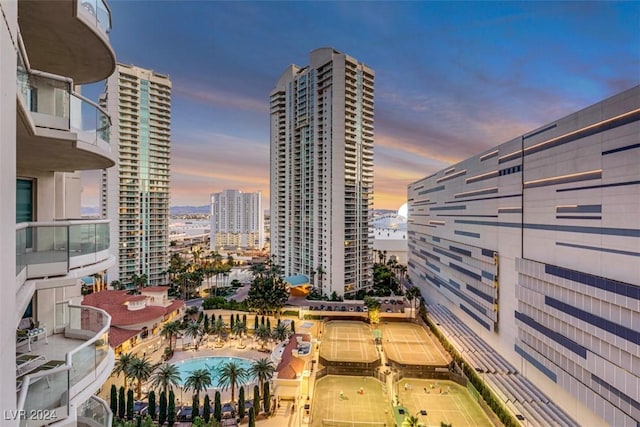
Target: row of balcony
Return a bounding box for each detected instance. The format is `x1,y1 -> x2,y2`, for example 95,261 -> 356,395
17,304 -> 114,427
16,42 -> 115,172
16,220 -> 110,282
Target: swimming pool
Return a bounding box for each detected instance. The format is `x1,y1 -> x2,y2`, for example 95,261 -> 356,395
173,356 -> 256,386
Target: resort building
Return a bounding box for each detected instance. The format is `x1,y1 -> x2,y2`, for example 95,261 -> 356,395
210,189 -> 264,250
82,287 -> 184,356
408,85 -> 640,426
270,47 -> 375,296
3,0 -> 118,423
101,63 -> 172,286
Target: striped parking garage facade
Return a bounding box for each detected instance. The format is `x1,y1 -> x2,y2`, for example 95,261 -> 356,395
408,86 -> 640,426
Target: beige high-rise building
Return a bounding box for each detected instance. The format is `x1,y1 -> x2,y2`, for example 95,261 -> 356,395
2,0 -> 117,422
270,48 -> 375,296
102,64 -> 171,286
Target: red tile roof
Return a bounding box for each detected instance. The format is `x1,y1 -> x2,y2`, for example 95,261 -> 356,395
82,290 -> 185,327
109,326 -> 141,348
276,333 -> 309,379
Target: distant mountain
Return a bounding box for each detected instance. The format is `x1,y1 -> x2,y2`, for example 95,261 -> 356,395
170,205 -> 210,215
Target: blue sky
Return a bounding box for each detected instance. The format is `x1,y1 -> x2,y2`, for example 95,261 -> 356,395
84,0 -> 640,210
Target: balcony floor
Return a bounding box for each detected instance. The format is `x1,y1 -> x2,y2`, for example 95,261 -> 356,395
18,333 -> 102,414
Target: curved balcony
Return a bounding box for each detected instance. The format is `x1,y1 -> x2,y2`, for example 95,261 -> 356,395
16,57 -> 115,172
17,305 -> 114,427
18,0 -> 115,84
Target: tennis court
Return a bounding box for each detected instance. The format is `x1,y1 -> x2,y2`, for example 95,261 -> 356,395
380,322 -> 450,366
311,375 -> 394,427
397,378 -> 493,427
320,321 -> 378,363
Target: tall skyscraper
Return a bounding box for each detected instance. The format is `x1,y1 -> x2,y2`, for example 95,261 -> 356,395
102,64 -> 171,286
408,86 -> 640,426
210,189 -> 265,250
270,48 -> 375,296
3,0 -> 117,420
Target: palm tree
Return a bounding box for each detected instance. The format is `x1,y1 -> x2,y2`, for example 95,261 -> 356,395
183,368 -> 212,404
210,317 -> 227,343
249,263 -> 266,281
161,320 -> 182,351
271,322 -> 291,343
127,356 -> 158,399
184,321 -> 204,350
402,415 -> 421,427
232,321 -> 248,345
248,358 -> 275,393
150,363 -> 182,397
254,324 -> 272,350
217,361 -> 248,402
112,352 -> 135,387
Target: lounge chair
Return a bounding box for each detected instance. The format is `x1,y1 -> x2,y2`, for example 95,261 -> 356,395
16,360 -> 66,392
16,353 -> 47,375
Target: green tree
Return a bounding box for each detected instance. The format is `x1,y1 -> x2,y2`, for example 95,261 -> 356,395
210,317 -> 227,343
246,264 -> 289,315
184,321 -> 204,350
263,382 -> 271,414
202,394 -> 211,423
126,389 -> 134,420
184,368 -> 213,404
191,393 -> 200,422
148,390 -> 156,421
405,286 -> 421,316
150,363 -> 182,397
111,280 -> 125,290
402,415 -> 420,427
161,321 -> 183,352
238,386 -> 246,419
167,390 -> 176,426
253,314 -> 258,330
248,407 -> 256,427
271,322 -> 291,342
118,386 -> 126,419
249,358 -> 275,393
217,360 -> 248,402
214,390 -> 222,422
254,324 -> 272,350
158,391 -> 167,426
253,385 -> 260,414
110,384 -> 118,417
112,352 -> 135,387
232,319 -> 247,344
126,356 -> 158,399
364,296 -> 381,324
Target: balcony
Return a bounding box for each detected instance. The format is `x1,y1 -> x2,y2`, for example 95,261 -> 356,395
17,305 -> 114,427
16,55 -> 115,172
77,396 -> 113,427
18,0 -> 115,84
16,220 -> 110,280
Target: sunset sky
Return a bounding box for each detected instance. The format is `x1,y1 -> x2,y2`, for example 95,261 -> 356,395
83,1 -> 640,211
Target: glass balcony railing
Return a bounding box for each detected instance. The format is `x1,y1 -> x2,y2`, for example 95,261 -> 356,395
77,0 -> 112,36
16,63 -> 111,147
17,305 -> 112,427
67,305 -> 111,397
77,396 -> 112,427
15,220 -> 110,281
16,305 -> 114,427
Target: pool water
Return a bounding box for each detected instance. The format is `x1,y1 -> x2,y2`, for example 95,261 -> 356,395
173,356 -> 256,386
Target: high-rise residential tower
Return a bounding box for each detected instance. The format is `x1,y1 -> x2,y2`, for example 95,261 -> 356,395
102,64 -> 171,286
3,0 -> 117,421
210,189 -> 265,250
270,48 -> 375,296
408,86 -> 640,426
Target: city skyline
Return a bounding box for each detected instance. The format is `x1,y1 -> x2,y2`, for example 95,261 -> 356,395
82,1 -> 640,210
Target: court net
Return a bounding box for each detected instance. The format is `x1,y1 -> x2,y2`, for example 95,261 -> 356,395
321,419 -> 387,427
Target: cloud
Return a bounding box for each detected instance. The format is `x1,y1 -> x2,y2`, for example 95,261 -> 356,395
173,81 -> 269,114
